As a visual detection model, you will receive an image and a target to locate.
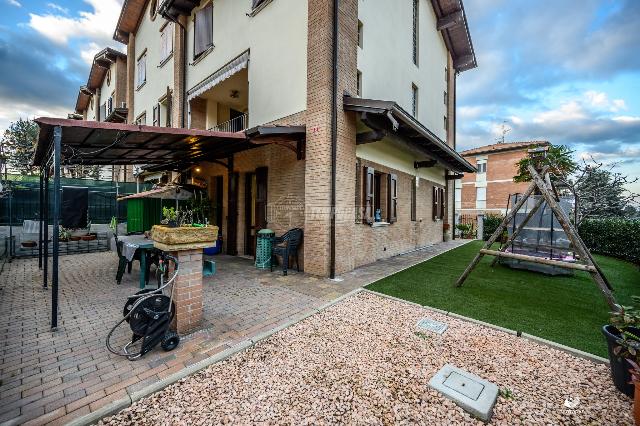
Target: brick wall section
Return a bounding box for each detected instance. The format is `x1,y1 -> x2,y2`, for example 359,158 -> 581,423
460,148 -> 531,214
172,15 -> 187,128
304,0 -> 358,276
170,249 -> 204,334
114,57 -> 127,108
353,158 -> 444,268
126,33 -> 135,123
190,97 -> 207,130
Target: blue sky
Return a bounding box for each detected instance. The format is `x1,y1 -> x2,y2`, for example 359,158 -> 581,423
0,0 -> 638,191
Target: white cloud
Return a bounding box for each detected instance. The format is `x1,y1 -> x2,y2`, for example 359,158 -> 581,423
28,0 -> 122,46
80,42 -> 101,65
47,3 -> 69,14
7,0 -> 21,6
533,101 -> 587,124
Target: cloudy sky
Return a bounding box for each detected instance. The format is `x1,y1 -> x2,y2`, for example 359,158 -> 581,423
0,0 -> 638,190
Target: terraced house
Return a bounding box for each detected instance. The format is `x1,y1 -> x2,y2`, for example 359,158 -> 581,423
71,0 -> 476,277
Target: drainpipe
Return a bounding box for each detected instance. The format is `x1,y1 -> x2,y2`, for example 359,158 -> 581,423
452,71 -> 457,239
330,0 -> 339,279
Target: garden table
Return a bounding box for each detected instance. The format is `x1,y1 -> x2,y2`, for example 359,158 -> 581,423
117,234 -> 155,289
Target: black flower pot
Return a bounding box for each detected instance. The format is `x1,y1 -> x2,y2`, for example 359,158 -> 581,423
168,220 -> 177,228
602,324 -> 639,397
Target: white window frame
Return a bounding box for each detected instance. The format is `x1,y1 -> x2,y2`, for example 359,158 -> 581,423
476,186 -> 487,210
136,51 -> 147,89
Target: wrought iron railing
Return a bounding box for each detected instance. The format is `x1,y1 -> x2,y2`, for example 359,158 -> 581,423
210,113 -> 248,133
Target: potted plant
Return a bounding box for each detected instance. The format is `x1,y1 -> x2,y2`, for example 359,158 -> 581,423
456,223 -> 473,239
443,223 -> 452,242
603,298 -> 640,397
162,207 -> 178,228
59,227 -> 71,242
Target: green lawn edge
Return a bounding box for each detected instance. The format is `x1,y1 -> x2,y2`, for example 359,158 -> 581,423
365,240 -> 640,357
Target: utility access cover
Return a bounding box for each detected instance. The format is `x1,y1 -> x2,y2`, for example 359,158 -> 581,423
429,364 -> 498,422
416,317 -> 448,334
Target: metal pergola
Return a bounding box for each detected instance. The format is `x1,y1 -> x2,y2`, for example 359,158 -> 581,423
33,118 -> 253,330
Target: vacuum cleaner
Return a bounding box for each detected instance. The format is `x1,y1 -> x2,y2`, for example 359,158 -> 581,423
106,252 -> 181,360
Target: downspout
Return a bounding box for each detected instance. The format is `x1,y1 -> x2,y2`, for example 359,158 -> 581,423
330,0 -> 339,279
452,71 -> 458,239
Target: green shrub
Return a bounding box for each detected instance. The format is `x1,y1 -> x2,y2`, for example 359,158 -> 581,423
579,218 -> 640,265
483,214 -> 505,241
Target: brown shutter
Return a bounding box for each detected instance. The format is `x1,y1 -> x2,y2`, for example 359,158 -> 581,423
364,167 -> 374,224
432,186 -> 438,221
439,187 -> 445,221
388,174 -> 397,223
411,177 -> 417,221
165,87 -> 172,127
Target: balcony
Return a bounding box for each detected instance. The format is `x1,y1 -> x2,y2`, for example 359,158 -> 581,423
209,113 -> 248,133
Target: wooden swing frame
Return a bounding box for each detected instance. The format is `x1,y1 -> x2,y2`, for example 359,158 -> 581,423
454,165 -> 618,311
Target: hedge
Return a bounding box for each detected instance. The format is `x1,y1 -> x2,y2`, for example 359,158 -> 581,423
579,218 -> 640,265
483,214 -> 505,241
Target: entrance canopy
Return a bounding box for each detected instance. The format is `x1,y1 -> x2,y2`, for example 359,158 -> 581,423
33,117 -> 250,168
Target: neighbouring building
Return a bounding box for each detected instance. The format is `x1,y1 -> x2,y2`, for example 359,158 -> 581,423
456,141 -> 550,216
67,0 -> 477,277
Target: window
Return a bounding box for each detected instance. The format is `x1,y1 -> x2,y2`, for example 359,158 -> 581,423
252,0 -> 267,9
476,159 -> 487,174
444,115 -> 448,131
194,3 -> 214,59
412,0 -> 419,65
412,84 -> 418,117
152,104 -> 160,126
476,186 -> 486,209
136,51 -> 147,88
135,112 -> 147,125
107,96 -> 113,117
106,69 -> 111,87
362,166 -> 397,224
160,22 -> 174,63
357,70 -> 362,97
433,186 -> 445,221
444,91 -> 448,106
358,20 -> 364,48
445,66 -> 449,82
411,177 -> 417,221
150,0 -> 158,19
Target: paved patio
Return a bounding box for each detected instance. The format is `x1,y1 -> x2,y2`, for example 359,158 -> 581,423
0,239 -> 467,425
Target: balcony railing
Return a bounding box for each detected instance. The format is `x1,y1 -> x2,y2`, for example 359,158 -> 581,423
210,113 -> 248,133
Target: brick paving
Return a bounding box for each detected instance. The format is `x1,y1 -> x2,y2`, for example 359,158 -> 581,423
0,239 -> 468,425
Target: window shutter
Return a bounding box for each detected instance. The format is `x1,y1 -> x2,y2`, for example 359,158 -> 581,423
153,104 -> 160,126
195,4 -> 213,58
440,187 -> 446,220
253,0 -> 266,8
364,167 -> 374,224
388,174 -> 397,223
432,186 -> 438,221
411,177 -> 416,222
165,87 -> 172,127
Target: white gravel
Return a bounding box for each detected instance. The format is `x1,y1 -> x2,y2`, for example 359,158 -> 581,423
102,292 -> 632,425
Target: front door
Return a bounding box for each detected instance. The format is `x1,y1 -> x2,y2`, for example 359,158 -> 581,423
227,172 -> 239,255
243,167 -> 268,257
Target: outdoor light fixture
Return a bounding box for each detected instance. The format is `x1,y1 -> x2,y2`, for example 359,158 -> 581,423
230,90 -> 240,99
194,167 -> 201,173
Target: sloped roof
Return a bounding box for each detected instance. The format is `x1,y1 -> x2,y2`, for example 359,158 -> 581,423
460,141 -> 551,157
430,0 -> 477,72
74,48 -> 126,113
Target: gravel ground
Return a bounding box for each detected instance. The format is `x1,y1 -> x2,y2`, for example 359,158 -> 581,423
102,292 -> 632,425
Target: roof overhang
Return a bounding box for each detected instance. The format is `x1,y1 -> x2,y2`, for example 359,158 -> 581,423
430,0 -> 477,72
114,0 -> 148,44
74,48 -> 126,114
159,0 -> 200,21
344,96 -> 476,173
33,118 -> 251,168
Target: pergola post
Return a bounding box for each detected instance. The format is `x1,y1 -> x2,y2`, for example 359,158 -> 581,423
39,171 -> 43,270
43,162 -> 49,289
51,125 -> 61,330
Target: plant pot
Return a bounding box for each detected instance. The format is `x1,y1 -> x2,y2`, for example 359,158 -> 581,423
69,236 -> 82,242
21,241 -> 37,248
635,382 -> 640,425
168,220 -> 178,228
81,235 -> 96,241
602,324 -> 639,397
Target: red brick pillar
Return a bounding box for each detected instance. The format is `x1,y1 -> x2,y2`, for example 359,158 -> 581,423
304,0 -> 359,276
171,249 -> 203,334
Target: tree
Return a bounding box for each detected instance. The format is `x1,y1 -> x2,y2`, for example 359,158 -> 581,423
513,143 -> 639,225
2,118 -> 39,175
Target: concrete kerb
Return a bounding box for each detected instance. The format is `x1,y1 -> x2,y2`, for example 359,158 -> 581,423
69,288 -> 366,425
363,289 -> 609,365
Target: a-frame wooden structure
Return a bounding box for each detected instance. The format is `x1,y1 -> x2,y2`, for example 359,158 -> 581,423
454,165 -> 618,311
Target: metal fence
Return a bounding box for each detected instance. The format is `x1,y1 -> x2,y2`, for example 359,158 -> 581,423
0,176 -> 150,226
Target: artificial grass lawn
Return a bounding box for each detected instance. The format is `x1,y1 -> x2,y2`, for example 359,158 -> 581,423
366,241 -> 640,357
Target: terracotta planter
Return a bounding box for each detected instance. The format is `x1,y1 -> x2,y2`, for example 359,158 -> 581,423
69,236 -> 82,242
81,235 -> 96,241
635,382 -> 640,425
21,241 -> 37,248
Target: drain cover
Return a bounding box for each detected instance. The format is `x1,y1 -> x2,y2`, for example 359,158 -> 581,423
416,317 -> 448,334
429,364 -> 498,421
